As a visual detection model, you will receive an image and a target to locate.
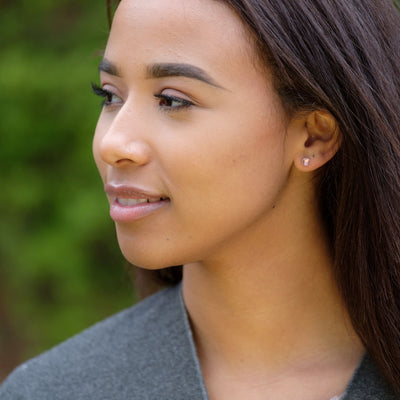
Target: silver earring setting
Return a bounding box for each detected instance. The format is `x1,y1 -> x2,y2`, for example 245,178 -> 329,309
302,157 -> 311,167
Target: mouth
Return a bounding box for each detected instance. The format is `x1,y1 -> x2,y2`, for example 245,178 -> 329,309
115,197 -> 169,206
104,183 -> 170,222
105,183 -> 169,202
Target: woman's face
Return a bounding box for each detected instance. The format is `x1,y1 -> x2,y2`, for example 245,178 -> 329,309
93,0 -> 301,268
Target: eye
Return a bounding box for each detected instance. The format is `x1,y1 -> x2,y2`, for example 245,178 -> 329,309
91,82 -> 122,107
154,93 -> 193,111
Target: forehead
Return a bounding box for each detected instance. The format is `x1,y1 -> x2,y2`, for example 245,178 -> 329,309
105,0 -> 259,82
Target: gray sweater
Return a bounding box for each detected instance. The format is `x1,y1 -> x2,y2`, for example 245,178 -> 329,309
0,284 -> 398,399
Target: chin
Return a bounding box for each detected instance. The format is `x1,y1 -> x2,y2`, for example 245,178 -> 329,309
121,253 -> 167,270
118,245 -> 181,271
115,227 -> 195,270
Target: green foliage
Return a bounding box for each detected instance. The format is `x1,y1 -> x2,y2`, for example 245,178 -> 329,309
0,0 -> 135,375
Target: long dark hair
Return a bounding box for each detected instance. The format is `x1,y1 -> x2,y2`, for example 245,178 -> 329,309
107,0 -> 400,392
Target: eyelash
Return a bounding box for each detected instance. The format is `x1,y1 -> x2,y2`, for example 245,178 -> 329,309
91,83 -> 118,107
154,94 -> 193,112
91,82 -> 194,112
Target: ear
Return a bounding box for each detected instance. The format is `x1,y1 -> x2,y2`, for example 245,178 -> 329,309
293,110 -> 342,172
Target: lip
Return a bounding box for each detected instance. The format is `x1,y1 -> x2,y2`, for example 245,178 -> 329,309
104,183 -> 170,223
104,183 -> 166,200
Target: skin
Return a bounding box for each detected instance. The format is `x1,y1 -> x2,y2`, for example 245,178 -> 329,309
93,0 -> 364,398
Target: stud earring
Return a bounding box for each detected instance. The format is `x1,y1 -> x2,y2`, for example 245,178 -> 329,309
302,157 -> 311,167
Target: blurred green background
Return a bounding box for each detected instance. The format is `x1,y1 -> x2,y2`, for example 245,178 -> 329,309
0,0 -> 136,381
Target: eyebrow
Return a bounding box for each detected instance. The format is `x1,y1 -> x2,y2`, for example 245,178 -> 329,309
98,58 -> 224,89
146,63 -> 224,89
98,59 -> 121,77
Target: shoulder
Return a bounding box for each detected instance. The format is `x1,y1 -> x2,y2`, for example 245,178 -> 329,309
0,284 -> 205,400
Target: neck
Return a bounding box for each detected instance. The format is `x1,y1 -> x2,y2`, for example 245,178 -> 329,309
182,178 -> 363,379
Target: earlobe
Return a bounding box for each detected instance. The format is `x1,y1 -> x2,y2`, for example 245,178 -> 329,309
295,110 -> 341,172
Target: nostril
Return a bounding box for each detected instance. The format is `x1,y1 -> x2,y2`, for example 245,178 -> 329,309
100,138 -> 151,167
114,158 -> 137,166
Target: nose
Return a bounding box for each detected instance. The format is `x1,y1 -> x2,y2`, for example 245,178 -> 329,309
97,106 -> 151,167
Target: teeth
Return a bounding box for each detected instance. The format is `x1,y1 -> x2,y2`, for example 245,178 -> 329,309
116,198 -> 164,206
117,198 -> 147,206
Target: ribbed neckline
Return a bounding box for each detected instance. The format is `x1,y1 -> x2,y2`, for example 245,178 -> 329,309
178,283 -> 210,400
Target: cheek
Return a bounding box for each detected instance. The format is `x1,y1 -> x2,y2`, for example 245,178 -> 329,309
174,114 -> 286,190
163,114 -> 289,227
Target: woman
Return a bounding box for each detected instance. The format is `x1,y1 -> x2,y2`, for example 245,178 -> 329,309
1,0 -> 400,398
